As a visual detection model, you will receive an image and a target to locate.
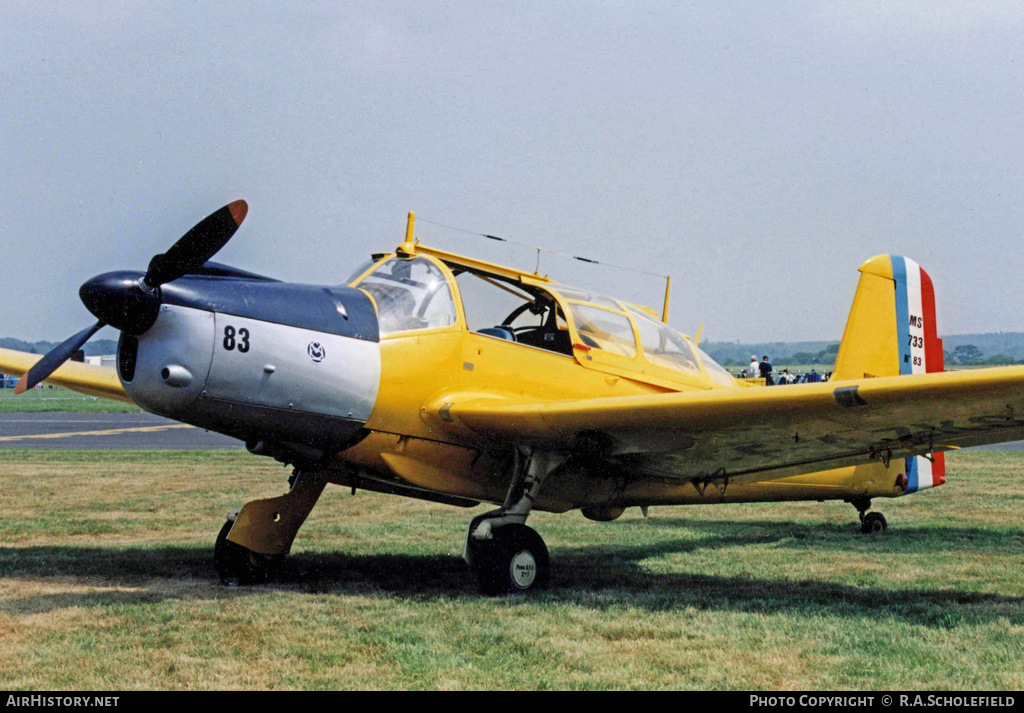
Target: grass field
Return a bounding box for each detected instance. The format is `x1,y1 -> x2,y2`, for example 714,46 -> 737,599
0,386 -> 140,413
0,448 -> 1022,690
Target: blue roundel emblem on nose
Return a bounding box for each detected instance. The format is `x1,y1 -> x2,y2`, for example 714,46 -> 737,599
307,341 -> 326,363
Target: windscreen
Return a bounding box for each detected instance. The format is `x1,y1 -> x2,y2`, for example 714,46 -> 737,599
355,257 -> 457,335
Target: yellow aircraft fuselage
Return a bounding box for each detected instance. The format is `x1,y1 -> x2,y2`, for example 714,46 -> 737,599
326,240 -> 908,515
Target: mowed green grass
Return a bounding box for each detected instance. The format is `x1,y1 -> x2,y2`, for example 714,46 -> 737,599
0,449 -> 1022,690
0,387 -> 140,412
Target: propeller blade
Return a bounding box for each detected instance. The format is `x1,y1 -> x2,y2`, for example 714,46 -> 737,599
14,320 -> 105,393
144,200 -> 248,288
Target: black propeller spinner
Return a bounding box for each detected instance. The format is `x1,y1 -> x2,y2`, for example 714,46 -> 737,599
15,200 -> 248,394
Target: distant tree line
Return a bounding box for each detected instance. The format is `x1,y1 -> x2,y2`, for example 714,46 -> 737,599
944,344 -> 1020,366
711,343 -> 840,367
0,337 -> 119,357
781,343 -> 840,367
705,339 -> 1024,368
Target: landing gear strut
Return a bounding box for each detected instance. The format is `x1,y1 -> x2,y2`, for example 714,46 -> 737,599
213,469 -> 327,585
849,497 -> 888,534
465,449 -> 564,595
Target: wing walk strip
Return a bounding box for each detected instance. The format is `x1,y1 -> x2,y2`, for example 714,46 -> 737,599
0,424 -> 195,442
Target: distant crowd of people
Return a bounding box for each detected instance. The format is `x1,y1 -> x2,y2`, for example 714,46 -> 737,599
736,355 -> 831,385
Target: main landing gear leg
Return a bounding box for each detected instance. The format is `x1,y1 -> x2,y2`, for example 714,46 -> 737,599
849,496 -> 887,534
464,449 -> 566,595
214,469 -> 327,585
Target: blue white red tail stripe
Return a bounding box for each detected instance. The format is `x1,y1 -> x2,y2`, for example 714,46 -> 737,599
906,451 -> 945,493
891,255 -> 946,492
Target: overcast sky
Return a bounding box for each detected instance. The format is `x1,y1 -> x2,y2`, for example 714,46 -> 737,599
2,1 -> 1022,344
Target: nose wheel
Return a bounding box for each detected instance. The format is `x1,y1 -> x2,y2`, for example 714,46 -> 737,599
212,470 -> 326,585
214,518 -> 284,585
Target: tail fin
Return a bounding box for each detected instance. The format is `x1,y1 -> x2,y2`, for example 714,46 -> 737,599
833,255 -> 945,492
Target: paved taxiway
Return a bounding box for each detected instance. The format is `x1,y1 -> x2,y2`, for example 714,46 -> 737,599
1,411 -> 1021,451
0,412 -> 244,449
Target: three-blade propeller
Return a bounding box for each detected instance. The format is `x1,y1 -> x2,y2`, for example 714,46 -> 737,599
14,200 -> 248,394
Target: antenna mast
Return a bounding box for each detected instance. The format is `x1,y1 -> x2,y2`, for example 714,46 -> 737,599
662,275 -> 671,323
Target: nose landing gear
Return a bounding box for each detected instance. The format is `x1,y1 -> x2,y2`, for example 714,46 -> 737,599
213,469 -> 326,585
214,516 -> 283,585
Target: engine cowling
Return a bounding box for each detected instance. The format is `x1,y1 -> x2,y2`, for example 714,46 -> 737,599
115,275 -> 381,454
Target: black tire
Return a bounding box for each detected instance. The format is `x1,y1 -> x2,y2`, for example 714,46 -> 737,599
213,519 -> 282,585
473,524 -> 550,596
463,513 -> 492,570
861,512 -> 887,534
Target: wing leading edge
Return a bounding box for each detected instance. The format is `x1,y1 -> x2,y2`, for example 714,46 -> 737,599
425,366 -> 1024,486
0,347 -> 131,403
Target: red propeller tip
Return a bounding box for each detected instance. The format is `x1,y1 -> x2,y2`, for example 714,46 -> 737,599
13,379 -> 27,394
228,200 -> 248,227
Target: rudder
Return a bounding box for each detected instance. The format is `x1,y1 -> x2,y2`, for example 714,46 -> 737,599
833,255 -> 945,492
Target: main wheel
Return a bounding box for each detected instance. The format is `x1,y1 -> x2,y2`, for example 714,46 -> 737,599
213,519 -> 283,585
472,524 -> 550,596
860,511 -> 887,534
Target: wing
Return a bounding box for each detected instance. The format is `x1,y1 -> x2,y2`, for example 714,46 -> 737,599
0,347 -> 131,403
424,366 -> 1024,485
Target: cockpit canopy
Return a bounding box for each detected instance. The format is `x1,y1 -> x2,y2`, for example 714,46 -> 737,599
350,253 -> 734,387
352,257 -> 458,335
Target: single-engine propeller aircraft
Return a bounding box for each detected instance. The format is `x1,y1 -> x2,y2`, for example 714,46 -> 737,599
4,201 -> 1024,595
